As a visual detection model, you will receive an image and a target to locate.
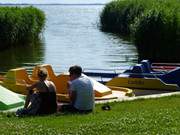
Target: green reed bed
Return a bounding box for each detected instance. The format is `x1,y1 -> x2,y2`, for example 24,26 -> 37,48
100,0 -> 180,62
1,95 -> 180,134
100,0 -> 147,35
0,6 -> 45,50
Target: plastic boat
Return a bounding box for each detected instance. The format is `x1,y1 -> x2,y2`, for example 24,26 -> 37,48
83,60 -> 180,91
152,62 -> 180,72
0,85 -> 24,111
0,64 -> 134,102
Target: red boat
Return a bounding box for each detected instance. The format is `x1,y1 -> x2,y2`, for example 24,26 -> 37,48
152,62 -> 180,72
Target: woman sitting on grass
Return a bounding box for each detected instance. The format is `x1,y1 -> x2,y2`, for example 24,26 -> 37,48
16,68 -> 57,116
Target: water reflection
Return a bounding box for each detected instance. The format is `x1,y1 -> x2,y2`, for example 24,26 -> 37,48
0,38 -> 44,73
0,4 -> 138,74
102,33 -> 138,68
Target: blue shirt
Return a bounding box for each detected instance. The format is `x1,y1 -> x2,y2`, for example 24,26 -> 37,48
69,76 -> 94,110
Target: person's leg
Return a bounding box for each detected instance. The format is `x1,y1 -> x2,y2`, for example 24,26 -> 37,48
16,92 -> 40,117
59,104 -> 78,113
24,90 -> 33,108
15,108 -> 29,117
27,93 -> 41,115
77,109 -> 93,114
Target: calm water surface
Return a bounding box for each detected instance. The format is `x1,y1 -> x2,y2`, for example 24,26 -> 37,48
0,3 -> 138,74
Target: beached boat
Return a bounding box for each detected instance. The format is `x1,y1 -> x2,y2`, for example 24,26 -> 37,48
0,64 -> 134,102
137,59 -> 180,72
83,60 -> 180,91
0,85 -> 24,111
152,62 -> 180,72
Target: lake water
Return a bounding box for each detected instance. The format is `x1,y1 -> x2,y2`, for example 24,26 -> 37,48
0,1 -> 138,74
0,0 -> 112,4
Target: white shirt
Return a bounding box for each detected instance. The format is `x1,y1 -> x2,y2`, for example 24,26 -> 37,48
69,76 -> 94,110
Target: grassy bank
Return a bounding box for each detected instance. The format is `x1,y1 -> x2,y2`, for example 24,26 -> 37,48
0,6 -> 45,50
100,0 -> 180,62
1,95 -> 180,134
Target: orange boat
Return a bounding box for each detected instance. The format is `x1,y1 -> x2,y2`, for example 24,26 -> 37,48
0,64 -> 134,102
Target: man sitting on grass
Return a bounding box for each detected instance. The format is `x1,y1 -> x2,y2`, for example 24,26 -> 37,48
60,65 -> 94,113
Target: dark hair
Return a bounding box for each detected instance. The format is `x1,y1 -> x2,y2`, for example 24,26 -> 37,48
38,68 -> 48,78
69,65 -> 82,76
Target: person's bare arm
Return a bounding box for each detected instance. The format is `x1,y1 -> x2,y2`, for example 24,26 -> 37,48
26,82 -> 38,94
24,82 -> 38,108
68,82 -> 76,105
69,90 -> 76,105
50,81 -> 57,93
26,83 -> 37,90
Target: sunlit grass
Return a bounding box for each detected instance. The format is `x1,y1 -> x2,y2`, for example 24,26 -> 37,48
1,95 -> 180,134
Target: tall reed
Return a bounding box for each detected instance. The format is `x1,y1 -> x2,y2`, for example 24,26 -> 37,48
0,6 -> 45,50
100,0 -> 150,35
100,0 -> 180,62
132,0 -> 180,62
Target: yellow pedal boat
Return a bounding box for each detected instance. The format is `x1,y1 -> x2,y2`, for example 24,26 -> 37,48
106,76 -> 180,91
106,64 -> 180,91
0,64 -> 134,102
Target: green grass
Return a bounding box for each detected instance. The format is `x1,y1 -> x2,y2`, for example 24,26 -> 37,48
1,95 -> 180,134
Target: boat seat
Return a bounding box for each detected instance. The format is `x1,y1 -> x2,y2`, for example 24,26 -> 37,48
141,60 -> 151,73
30,64 -> 57,81
141,60 -> 166,77
54,73 -> 70,95
1,68 -> 35,94
4,68 -> 34,84
30,64 -> 70,95
129,64 -> 144,78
